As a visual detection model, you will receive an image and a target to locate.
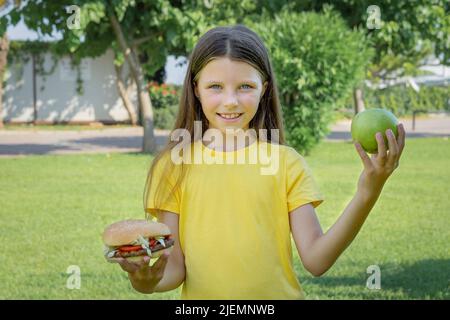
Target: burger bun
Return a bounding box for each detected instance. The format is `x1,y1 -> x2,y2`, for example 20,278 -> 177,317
103,219 -> 171,247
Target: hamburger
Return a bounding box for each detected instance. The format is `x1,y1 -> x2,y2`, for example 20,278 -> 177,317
103,219 -> 174,263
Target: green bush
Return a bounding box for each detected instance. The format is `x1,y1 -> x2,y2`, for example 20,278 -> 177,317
364,85 -> 450,117
148,81 -> 181,129
154,104 -> 179,130
247,8 -> 373,154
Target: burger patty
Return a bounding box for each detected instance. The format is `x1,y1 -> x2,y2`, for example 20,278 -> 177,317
115,238 -> 175,258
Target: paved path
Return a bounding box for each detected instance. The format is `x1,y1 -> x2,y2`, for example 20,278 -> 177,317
0,127 -> 167,157
1,116 -> 449,157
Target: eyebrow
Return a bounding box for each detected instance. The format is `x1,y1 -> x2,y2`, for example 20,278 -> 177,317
205,80 -> 258,86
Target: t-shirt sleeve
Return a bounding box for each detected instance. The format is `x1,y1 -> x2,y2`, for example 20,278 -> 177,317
285,147 -> 324,212
144,152 -> 181,219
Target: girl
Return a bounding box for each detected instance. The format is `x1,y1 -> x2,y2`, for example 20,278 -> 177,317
116,25 -> 405,299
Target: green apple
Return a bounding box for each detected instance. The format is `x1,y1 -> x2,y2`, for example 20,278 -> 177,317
351,108 -> 399,154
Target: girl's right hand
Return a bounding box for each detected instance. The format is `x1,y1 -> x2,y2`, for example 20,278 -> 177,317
116,253 -> 170,293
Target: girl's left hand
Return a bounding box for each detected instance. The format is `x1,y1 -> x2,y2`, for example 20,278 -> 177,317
354,123 -> 406,199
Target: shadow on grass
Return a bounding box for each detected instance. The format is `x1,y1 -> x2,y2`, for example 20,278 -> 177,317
0,144 -> 73,155
303,259 -> 449,299
0,134 -> 170,156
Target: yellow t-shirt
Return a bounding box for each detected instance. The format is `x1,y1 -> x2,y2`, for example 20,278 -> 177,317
145,139 -> 324,300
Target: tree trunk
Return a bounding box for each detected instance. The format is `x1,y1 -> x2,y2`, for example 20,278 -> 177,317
114,63 -> 138,125
353,87 -> 366,115
0,33 -> 10,129
109,10 -> 157,153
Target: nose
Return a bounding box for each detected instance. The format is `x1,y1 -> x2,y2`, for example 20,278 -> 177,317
223,91 -> 238,108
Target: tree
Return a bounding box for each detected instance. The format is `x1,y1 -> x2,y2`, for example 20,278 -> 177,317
3,0 -> 190,152
248,8 -> 372,154
0,0 -> 21,128
3,0 -> 277,148
267,0 -> 449,113
0,32 -> 8,128
189,0 -> 448,114
114,59 -> 137,125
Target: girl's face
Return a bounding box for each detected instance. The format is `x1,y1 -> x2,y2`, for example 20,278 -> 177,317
194,57 -> 267,136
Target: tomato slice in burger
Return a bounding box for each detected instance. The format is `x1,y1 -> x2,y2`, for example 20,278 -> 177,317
119,245 -> 142,252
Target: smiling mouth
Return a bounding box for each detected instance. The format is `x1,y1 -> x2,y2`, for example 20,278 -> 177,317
216,113 -> 243,120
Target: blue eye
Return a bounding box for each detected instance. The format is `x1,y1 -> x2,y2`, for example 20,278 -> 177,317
208,84 -> 253,90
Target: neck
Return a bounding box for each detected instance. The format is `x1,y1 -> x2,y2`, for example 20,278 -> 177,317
204,130 -> 257,152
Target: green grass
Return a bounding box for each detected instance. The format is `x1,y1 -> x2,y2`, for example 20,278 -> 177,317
0,137 -> 449,299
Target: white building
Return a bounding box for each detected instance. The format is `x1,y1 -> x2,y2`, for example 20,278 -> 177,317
2,46 -> 188,124
3,48 -> 188,124
2,18 -> 189,124
3,49 -> 139,124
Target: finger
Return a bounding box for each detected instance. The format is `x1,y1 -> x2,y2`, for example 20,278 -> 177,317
354,142 -> 372,169
117,258 -> 139,273
397,123 -> 406,155
385,128 -> 399,168
375,132 -> 387,165
149,255 -> 169,280
134,256 -> 151,270
151,253 -> 170,273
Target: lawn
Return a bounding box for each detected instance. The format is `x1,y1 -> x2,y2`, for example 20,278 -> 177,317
0,137 -> 448,299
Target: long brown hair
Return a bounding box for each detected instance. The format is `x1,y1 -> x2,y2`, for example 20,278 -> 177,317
143,24 -> 286,219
